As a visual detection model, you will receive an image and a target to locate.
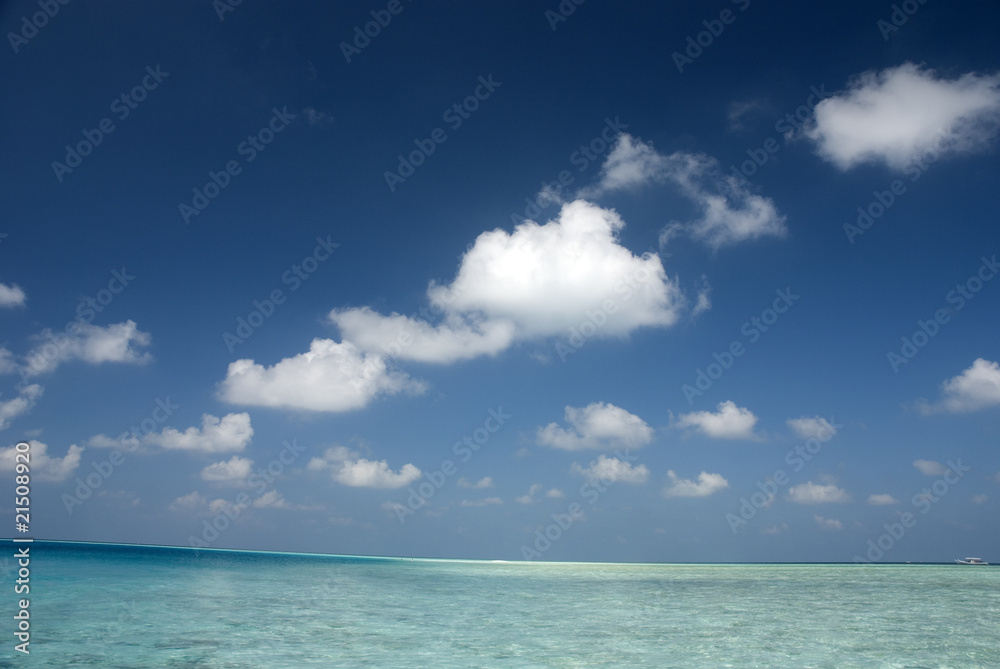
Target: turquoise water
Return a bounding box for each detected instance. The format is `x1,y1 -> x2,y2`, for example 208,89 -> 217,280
2,541 -> 999,668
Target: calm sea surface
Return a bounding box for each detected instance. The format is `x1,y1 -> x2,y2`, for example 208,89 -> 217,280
2,541 -> 998,668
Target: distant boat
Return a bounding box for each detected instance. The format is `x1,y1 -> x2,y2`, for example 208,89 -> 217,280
954,557 -> 989,565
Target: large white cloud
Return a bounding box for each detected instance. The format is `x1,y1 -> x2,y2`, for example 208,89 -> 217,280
806,63 -> 1000,170
218,339 -> 425,412
537,402 -> 653,451
662,470 -> 729,498
308,445 -> 421,489
571,455 -> 649,484
0,440 -> 82,482
433,200 -> 682,338
0,384 -> 42,431
787,481 -> 850,504
22,320 -> 151,377
89,413 -> 253,454
920,358 -> 1000,414
673,400 -> 760,440
0,283 -> 26,308
330,200 -> 686,367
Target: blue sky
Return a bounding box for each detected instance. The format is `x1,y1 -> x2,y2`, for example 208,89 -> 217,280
2,0 -> 999,562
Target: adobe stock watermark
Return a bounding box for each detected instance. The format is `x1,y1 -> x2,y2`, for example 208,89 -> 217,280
212,0 -> 245,22
178,106 -> 296,224
383,75 -> 502,192
389,407 -> 510,524
510,116 -> 629,225
339,0 -> 412,62
728,84 -> 830,184
544,0 -> 586,31
19,268 -> 136,383
725,418 -> 841,533
51,65 -> 169,182
853,458 -> 969,563
682,288 -> 799,404
189,439 -> 307,547
886,254 -> 997,372
223,235 -> 339,352
672,0 -> 751,74
877,0 -> 930,41
554,255 -> 658,363
521,449 -> 639,560
61,397 -> 179,514
842,128 -> 956,244
7,0 -> 71,55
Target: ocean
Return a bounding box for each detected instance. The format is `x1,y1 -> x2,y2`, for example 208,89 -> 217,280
2,541 -> 998,668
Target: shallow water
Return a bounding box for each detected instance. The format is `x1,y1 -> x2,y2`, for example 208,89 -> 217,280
4,541 -> 999,668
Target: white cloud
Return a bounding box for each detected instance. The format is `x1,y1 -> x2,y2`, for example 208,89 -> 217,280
537,402 -> 653,451
22,320 -> 151,377
152,413 -> 253,453
786,416 -> 838,440
89,413 -> 253,454
0,348 -> 17,374
662,470 -> 729,498
332,201 -> 687,367
218,338 -> 425,413
308,446 -> 420,489
302,107 -> 334,126
457,476 -> 494,489
546,488 -> 565,499
971,494 -> 988,505
673,400 -> 760,440
571,455 -> 649,484
515,483 -> 543,504
460,497 -> 503,507
581,133 -> 671,196
0,384 -> 42,431
806,63 -> 1000,170
921,358 -> 1000,414
329,309 -> 515,364
761,523 -> 789,535
206,499 -> 238,516
441,201 -> 681,339
814,515 -> 843,531
0,283 -> 26,308
787,481 -> 850,504
659,152 -> 787,251
867,494 -> 900,506
583,135 -> 786,252
0,440 -> 82,482
728,99 -> 767,132
201,456 -> 254,485
913,459 -> 947,476
170,491 -> 207,512
253,490 -> 293,509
